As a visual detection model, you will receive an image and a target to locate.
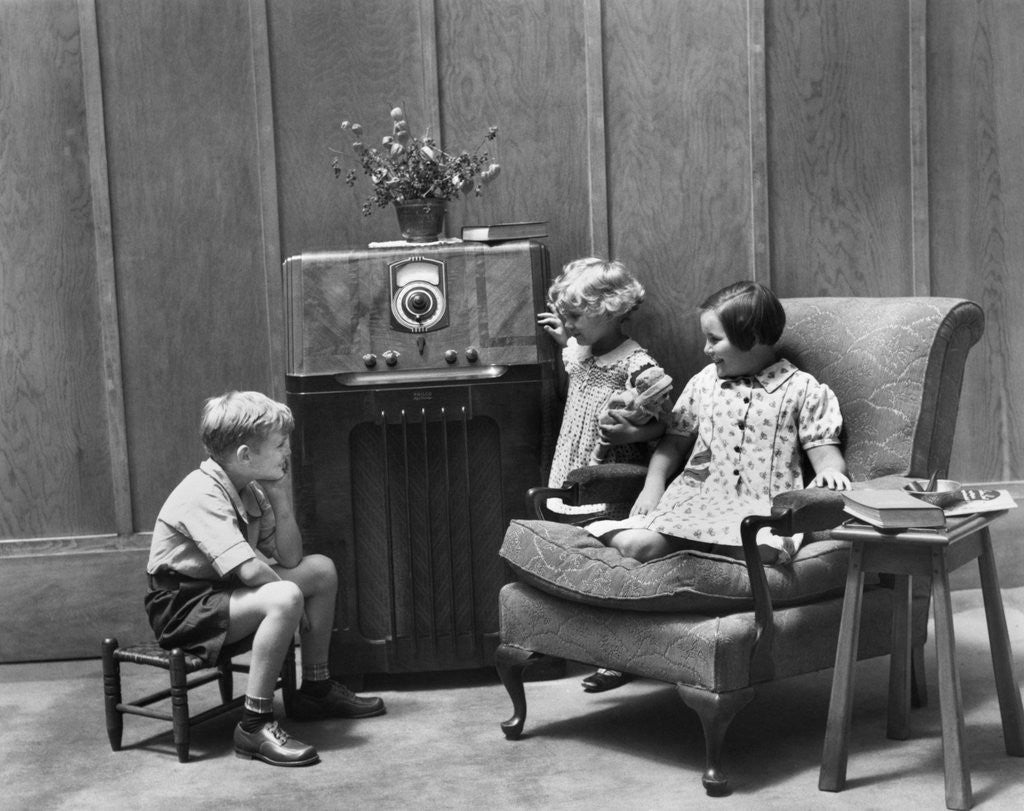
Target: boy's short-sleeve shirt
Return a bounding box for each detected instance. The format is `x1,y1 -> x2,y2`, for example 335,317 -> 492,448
147,458 -> 278,579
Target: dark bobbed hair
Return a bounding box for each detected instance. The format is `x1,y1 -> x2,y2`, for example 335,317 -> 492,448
699,281 -> 785,350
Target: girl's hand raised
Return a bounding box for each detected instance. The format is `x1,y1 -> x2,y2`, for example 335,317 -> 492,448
537,308 -> 569,348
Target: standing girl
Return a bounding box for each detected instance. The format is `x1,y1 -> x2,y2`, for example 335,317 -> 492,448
580,280 -> 852,692
537,258 -> 671,516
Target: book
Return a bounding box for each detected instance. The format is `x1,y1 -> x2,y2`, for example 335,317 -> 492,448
841,489 -> 946,529
460,221 -> 548,243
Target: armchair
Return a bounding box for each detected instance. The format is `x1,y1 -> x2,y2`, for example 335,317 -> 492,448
495,297 -> 984,794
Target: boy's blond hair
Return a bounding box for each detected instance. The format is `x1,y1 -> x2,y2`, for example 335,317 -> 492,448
547,257 -> 645,319
201,391 -> 294,461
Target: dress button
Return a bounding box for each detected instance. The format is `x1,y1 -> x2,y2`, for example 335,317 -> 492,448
733,469 -> 740,476
734,446 -> 741,453
737,421 -> 745,429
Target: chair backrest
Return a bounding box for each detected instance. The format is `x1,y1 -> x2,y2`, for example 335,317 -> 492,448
777,298 -> 984,482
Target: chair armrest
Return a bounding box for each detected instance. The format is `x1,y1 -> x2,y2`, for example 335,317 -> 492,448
526,463 -> 648,520
764,488 -> 848,535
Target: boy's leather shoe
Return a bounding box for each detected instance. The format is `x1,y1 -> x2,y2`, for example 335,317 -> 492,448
290,682 -> 386,719
233,721 -> 320,766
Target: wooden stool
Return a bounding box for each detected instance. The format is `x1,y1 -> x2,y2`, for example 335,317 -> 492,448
819,513 -> 1024,810
101,637 -> 297,762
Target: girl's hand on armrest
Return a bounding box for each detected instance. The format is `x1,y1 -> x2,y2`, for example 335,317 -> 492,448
808,468 -> 852,490
806,444 -> 851,490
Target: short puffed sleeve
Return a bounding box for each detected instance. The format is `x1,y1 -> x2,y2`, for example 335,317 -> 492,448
798,379 -> 843,449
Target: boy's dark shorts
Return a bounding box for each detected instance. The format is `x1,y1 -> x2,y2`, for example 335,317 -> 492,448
144,572 -> 234,665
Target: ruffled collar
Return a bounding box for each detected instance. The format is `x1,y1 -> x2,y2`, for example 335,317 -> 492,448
566,337 -> 642,367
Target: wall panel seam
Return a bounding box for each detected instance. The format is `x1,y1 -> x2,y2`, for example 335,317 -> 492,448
747,0 -> 770,284
77,0 -> 133,536
249,0 -> 285,397
909,0 -> 930,295
583,0 -> 610,258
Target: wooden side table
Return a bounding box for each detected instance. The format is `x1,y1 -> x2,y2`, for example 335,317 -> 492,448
818,512 -> 1024,810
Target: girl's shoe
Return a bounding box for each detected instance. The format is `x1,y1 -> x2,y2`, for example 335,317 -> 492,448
581,669 -> 634,692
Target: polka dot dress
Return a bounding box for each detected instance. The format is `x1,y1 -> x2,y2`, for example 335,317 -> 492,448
589,359 -> 843,553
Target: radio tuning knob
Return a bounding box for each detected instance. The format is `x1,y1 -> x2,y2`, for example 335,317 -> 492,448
444,349 -> 458,364
464,346 -> 479,363
382,349 -> 400,367
362,353 -> 377,368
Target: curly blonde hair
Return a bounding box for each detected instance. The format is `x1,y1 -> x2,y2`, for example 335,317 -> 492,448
547,257 -> 645,319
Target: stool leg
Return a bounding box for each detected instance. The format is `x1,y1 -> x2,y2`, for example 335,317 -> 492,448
931,548 -> 971,810
887,574 -> 913,740
101,638 -> 124,751
218,662 -> 234,705
820,543 -> 865,792
168,649 -> 191,763
976,528 -> 1024,756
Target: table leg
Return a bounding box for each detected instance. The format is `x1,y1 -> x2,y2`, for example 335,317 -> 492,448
931,548 -> 972,810
820,543 -> 865,792
976,527 -> 1024,756
887,574 -> 912,740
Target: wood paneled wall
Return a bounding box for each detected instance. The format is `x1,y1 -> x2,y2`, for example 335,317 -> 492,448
1,0 -> 1021,660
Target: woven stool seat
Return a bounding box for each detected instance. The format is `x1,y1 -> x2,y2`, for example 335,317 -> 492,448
112,643 -> 210,671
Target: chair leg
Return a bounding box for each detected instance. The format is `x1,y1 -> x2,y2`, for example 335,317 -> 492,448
676,684 -> 755,796
168,649 -> 191,763
495,644 -> 543,740
101,638 -> 124,751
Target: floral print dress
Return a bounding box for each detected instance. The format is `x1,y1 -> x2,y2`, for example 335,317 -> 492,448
586,358 -> 843,555
547,338 -> 669,515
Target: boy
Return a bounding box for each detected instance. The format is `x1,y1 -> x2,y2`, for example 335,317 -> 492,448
146,391 -> 384,767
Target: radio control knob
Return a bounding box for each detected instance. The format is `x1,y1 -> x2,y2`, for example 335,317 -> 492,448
383,349 -> 400,367
362,353 -> 377,368
444,349 -> 458,364
464,346 -> 479,363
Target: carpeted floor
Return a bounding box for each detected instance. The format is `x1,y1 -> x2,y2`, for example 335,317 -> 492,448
3,588 -> 1023,810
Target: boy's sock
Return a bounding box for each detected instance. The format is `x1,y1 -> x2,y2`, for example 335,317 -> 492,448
239,695 -> 275,732
300,662 -> 332,697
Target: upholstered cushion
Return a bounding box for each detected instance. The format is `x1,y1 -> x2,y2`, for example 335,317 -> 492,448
500,519 -> 860,614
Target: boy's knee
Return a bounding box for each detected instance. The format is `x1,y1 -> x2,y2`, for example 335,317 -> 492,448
264,579 -> 304,615
304,552 -> 338,592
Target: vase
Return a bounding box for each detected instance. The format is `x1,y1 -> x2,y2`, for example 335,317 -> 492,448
393,198 -> 447,243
